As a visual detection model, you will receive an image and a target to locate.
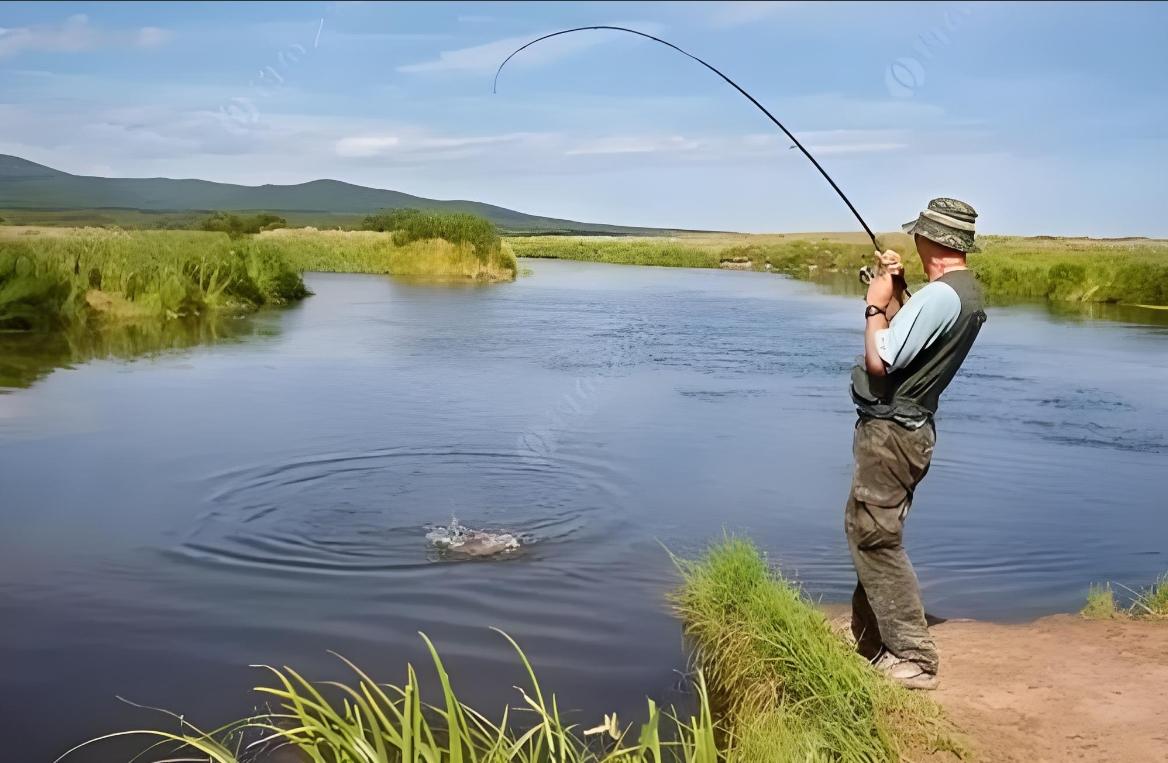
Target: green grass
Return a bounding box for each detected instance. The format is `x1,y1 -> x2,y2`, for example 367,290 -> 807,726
508,233 -> 1168,307
260,228 -> 518,282
0,228 -> 307,330
1083,573 -> 1168,620
61,631 -> 722,763
1081,584 -> 1120,620
671,538 -> 963,762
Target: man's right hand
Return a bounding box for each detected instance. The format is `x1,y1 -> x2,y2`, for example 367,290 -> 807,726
875,249 -> 903,277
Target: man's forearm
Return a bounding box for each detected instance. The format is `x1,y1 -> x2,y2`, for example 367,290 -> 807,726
864,314 -> 889,376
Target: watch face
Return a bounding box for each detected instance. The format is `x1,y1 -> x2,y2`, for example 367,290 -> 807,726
865,305 -> 884,318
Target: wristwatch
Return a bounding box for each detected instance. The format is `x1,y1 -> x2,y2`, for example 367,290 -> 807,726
865,304 -> 887,319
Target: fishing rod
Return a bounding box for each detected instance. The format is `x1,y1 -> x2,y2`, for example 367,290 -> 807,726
493,25 -> 880,249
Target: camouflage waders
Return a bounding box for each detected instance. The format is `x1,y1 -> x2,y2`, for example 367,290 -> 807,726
844,416 -> 938,673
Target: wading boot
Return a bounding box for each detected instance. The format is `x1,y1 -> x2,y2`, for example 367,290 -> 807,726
873,651 -> 939,691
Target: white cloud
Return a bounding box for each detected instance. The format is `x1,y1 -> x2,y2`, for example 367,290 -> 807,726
136,27 -> 173,48
335,135 -> 401,157
707,2 -> 803,27
397,23 -> 662,75
0,14 -> 173,58
566,135 -> 702,156
335,131 -> 545,159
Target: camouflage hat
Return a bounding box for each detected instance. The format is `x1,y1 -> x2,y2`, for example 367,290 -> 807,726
902,197 -> 979,253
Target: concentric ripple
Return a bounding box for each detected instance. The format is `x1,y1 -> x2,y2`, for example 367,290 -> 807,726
171,444 -> 633,575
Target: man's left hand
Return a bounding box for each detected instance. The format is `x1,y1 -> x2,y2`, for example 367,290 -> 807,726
866,271 -> 895,310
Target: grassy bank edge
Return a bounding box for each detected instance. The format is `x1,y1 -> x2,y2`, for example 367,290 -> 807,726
1082,574 -> 1168,620
671,537 -> 965,761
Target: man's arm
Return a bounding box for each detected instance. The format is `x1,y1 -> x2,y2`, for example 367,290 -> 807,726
865,308 -> 891,376
863,253 -> 899,376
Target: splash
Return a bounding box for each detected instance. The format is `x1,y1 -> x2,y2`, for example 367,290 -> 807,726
425,517 -> 524,558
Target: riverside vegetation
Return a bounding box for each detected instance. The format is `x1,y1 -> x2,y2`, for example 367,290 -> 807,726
1081,573 -> 1168,621
508,233 -> 1168,308
0,211 -> 517,332
66,540 -> 963,763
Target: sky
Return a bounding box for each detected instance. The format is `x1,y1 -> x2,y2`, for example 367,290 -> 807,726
1,1 -> 1165,236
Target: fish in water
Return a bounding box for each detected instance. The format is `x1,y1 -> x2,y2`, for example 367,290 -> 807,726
425,517 -> 522,558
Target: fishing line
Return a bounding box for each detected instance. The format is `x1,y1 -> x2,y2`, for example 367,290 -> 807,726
493,25 -> 879,248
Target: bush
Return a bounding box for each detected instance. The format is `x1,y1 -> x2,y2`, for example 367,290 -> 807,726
362,208 -> 501,261
200,212 -> 288,238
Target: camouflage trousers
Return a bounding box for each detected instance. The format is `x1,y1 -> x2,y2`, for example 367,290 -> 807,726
844,416 -> 939,674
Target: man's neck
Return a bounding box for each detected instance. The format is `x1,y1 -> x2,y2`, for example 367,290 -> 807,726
924,256 -> 968,282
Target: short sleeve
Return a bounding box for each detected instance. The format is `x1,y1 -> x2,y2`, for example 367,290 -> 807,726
875,281 -> 961,372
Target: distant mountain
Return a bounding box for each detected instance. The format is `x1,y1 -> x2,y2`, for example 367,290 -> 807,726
0,155 -> 669,235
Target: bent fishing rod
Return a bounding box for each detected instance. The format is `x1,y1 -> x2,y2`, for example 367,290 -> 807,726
493,25 -> 883,247
494,26 -> 908,294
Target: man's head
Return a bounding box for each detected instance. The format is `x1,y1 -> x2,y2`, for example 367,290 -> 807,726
913,232 -> 965,264
902,198 -> 979,258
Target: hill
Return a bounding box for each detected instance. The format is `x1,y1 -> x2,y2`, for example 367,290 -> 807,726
0,154 -> 671,235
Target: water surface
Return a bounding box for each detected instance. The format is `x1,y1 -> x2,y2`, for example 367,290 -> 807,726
2,261 -> 1166,761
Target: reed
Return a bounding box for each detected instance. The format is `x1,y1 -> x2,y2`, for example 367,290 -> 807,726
60,631 -> 723,763
1082,573 -> 1168,620
0,227 -> 307,330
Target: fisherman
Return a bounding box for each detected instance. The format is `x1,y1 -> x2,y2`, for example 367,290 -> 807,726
847,198 -> 986,690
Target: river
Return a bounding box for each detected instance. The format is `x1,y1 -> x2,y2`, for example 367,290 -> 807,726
2,260 -> 1166,761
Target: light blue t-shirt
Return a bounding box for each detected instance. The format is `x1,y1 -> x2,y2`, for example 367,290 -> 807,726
875,280 -> 962,372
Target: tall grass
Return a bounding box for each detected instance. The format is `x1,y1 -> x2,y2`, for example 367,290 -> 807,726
671,538 -> 963,761
0,228 -> 307,330
259,228 -> 518,282
61,631 -> 722,763
1082,572 -> 1168,620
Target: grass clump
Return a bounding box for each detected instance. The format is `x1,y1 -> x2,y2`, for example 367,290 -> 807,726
1081,583 -> 1120,620
260,227 -> 517,282
0,228 -> 307,331
1083,573 -> 1168,620
62,630 -> 722,763
672,538 -> 962,762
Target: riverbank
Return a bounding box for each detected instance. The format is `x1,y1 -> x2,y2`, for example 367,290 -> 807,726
507,232 -> 1168,307
929,614 -> 1168,762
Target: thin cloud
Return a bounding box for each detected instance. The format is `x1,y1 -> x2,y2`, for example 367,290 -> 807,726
397,23 -> 662,74
335,132 -> 542,159
566,135 -> 702,156
0,14 -> 173,58
707,2 -> 803,27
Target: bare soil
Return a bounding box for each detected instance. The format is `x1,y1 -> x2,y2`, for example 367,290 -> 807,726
930,615 -> 1168,762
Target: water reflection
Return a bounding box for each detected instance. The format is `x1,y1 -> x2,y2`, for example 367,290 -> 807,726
0,313 -> 278,390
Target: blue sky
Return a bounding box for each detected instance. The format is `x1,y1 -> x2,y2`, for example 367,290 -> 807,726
1,1 -> 1165,235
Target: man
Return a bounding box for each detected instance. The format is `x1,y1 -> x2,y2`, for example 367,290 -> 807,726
847,197 -> 986,690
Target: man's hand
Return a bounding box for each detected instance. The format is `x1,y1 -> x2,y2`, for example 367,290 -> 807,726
876,249 -> 903,277
866,249 -> 905,311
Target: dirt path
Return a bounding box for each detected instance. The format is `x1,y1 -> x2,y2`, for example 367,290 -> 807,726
930,615 -> 1168,762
